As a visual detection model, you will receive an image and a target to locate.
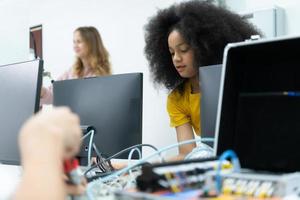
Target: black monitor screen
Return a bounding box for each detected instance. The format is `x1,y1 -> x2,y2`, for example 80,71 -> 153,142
0,60 -> 43,164
53,73 -> 143,160
216,37 -> 300,172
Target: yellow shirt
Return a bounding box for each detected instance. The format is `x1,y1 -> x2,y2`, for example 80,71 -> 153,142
167,81 -> 201,135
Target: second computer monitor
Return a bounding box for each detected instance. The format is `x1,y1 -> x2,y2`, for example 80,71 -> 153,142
199,64 -> 222,147
0,60 -> 43,164
53,73 -> 143,159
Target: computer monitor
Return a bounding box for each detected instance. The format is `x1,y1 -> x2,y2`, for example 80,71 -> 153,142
53,73 -> 143,161
199,64 -> 222,147
215,36 -> 300,172
0,60 -> 43,165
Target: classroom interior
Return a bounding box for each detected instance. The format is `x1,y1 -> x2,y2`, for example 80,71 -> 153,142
1,0 -> 300,199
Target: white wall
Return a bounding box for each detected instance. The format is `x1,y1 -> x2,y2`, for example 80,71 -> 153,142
0,0 -> 29,65
26,0 -> 190,157
226,0 -> 300,37
4,0 -> 299,158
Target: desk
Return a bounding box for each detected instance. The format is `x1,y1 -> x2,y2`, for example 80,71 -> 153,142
0,159 -> 132,200
0,164 -> 22,199
0,163 -> 298,200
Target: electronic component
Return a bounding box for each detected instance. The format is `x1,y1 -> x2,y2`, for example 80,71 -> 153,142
136,157 -> 219,192
64,159 -> 85,200
64,159 -> 82,185
221,172 -> 300,198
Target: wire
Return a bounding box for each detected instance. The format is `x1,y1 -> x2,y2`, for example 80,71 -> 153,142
87,130 -> 95,167
86,171 -> 115,182
84,143 -> 159,176
93,144 -> 114,171
215,150 -> 240,194
127,148 -> 142,179
83,128 -> 114,172
81,129 -> 94,141
105,143 -> 163,162
86,137 -> 204,200
79,129 -> 95,167
80,129 -> 95,167
84,165 -> 98,176
128,147 -> 142,161
93,143 -> 101,158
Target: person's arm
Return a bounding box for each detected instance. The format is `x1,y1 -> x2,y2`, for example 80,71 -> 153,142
176,123 -> 196,155
40,86 -> 53,105
40,70 -> 72,105
167,91 -> 197,160
14,131 -> 65,200
164,123 -> 196,161
14,107 -> 82,200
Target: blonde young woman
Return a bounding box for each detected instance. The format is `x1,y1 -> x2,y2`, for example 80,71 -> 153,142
41,26 -> 111,104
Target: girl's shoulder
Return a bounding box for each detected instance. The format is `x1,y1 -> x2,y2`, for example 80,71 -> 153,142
168,82 -> 189,101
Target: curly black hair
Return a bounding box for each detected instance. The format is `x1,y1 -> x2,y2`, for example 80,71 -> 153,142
144,0 -> 261,91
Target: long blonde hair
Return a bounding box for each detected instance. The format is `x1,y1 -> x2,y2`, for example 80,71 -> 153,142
73,26 -> 111,77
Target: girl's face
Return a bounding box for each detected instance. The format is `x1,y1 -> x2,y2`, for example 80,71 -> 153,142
168,30 -> 198,79
73,31 -> 89,59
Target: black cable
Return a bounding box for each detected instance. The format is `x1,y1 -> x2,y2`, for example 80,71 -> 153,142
84,143 -> 161,177
93,144 -> 114,171
83,144 -> 114,176
96,156 -> 107,172
84,164 -> 98,176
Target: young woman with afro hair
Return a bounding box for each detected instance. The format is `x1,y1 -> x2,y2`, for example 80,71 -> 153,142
144,0 -> 261,159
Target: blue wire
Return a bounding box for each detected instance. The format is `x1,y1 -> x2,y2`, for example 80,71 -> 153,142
215,150 -> 240,194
